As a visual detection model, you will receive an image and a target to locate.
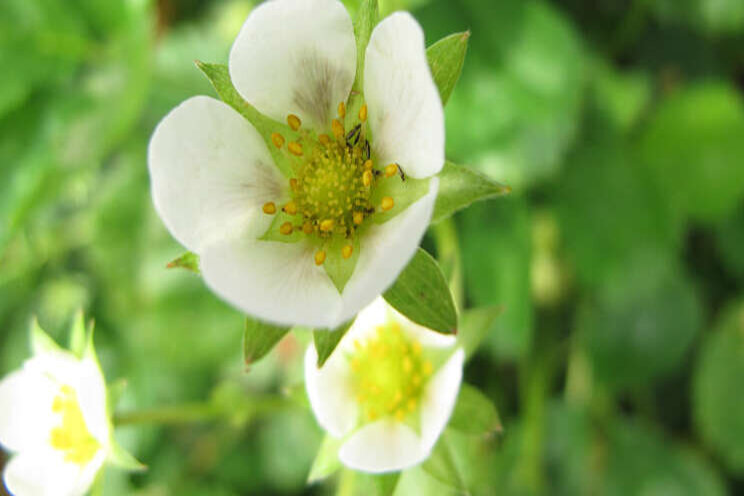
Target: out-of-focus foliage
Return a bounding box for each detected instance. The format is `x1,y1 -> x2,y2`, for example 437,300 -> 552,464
1,0 -> 744,494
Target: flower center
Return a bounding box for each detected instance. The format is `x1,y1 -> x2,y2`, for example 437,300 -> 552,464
262,102 -> 403,265
49,385 -> 100,466
349,322 -> 433,422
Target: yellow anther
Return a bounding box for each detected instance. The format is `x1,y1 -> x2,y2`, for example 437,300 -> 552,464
283,201 -> 298,215
395,409 -> 405,421
279,222 -> 293,235
359,104 -> 368,122
412,374 -> 421,387
314,250 -> 327,265
338,101 -> 346,118
363,170 -> 373,187
381,196 -> 394,211
353,212 -> 364,225
364,159 -> 374,170
262,202 -> 277,214
385,163 -> 398,178
412,342 -> 422,356
423,360 -> 433,376
320,219 -> 335,232
302,221 -> 314,234
288,141 -> 303,156
287,114 -> 301,131
271,132 -> 285,148
393,390 -> 403,403
342,244 -> 354,259
332,119 -> 344,138
289,178 -> 299,191
407,399 -> 417,412
368,408 -> 379,421
403,356 -> 413,373
318,133 -> 330,145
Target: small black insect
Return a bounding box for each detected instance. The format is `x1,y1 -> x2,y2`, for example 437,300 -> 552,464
345,124 -> 361,146
396,163 -> 406,181
362,140 -> 371,160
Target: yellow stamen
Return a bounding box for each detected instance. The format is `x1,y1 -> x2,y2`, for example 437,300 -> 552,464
395,409 -> 405,421
338,101 -> 346,118
302,221 -> 313,234
318,134 -> 330,145
423,360 -> 433,376
288,141 -> 303,156
320,219 -> 335,232
287,114 -> 301,131
381,196 -> 394,211
289,178 -> 299,191
280,222 -> 293,235
364,159 -> 374,170
271,132 -> 285,148
359,104 -> 368,122
363,170 -> 373,187
385,163 -> 398,178
262,202 -> 276,214
283,201 -> 298,215
353,212 -> 364,225
331,119 -> 344,138
407,399 -> 417,412
314,250 -> 326,265
342,245 -> 353,259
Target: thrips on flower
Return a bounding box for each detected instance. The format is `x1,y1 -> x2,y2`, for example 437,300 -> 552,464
148,0 -> 444,329
304,297 -> 464,473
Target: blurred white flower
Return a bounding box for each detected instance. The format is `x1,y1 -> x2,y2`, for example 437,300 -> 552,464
0,320 -> 132,496
148,0 -> 443,329
305,297 -> 464,473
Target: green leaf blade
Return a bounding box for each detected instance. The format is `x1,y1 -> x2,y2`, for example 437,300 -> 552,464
448,384 -> 502,436
427,31 -> 470,106
432,161 -> 510,224
243,317 -> 291,367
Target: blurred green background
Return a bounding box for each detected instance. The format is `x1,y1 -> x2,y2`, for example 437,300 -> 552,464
2,0 -> 744,494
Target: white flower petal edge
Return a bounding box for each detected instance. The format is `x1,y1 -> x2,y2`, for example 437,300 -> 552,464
229,0 -> 356,130
4,447 -> 106,496
420,348 -> 465,450
365,12 -> 445,179
304,346 -> 358,438
200,239 -> 343,328
339,420 -> 429,473
148,96 -> 285,253
0,369 -> 57,453
336,177 -> 439,325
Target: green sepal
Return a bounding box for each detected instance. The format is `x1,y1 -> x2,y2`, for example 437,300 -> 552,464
383,248 -> 458,334
30,317 -> 63,355
259,211 -> 304,243
313,318 -> 354,367
350,0 -> 379,98
166,251 -> 200,273
427,31 -> 470,106
369,174 -> 430,225
432,161 -> 510,224
107,439 -> 146,472
323,236 -> 360,293
106,378 -> 129,415
243,316 -> 291,366
458,306 -> 503,361
195,61 -> 295,177
68,310 -> 87,358
448,384 -> 502,436
355,472 -> 401,496
307,435 -> 343,483
421,430 -> 468,491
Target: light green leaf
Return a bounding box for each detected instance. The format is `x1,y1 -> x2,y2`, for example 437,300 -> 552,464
30,318 -> 62,355
108,440 -> 146,472
68,310 -> 87,358
448,384 -> 502,436
243,317 -> 291,366
195,61 -> 295,177
313,319 -> 354,367
432,161 -> 510,224
427,31 -> 469,106
323,236 -> 360,293
458,306 -> 503,360
166,251 -> 200,273
383,248 -> 457,334
307,435 -> 343,483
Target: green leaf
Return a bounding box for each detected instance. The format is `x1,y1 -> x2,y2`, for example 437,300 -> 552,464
383,248 -> 457,334
68,309 -> 87,358
432,161 -> 510,224
313,319 -> 354,367
195,61 -> 295,177
30,317 -> 62,355
307,435 -> 343,483
448,384 -> 502,436
427,31 -> 469,106
243,317 -> 291,366
422,431 -> 468,491
353,472 -> 401,496
166,252 -> 200,273
458,306 -> 503,360
108,439 -> 146,472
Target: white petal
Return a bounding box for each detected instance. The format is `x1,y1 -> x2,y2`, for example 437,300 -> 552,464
338,420 -> 428,473
75,358 -> 110,447
420,349 -> 465,451
148,96 -> 285,253
0,369 -> 57,453
229,0 -> 356,130
3,447 -> 105,496
337,178 -> 439,324
391,305 -> 458,349
304,346 -> 358,438
364,12 -> 445,179
200,238 -> 342,328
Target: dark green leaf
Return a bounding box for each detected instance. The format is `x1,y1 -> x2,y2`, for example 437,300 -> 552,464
432,161 -> 510,224
383,249 -> 457,334
458,306 -> 503,360
449,384 -> 502,436
427,31 -> 469,106
313,319 -> 354,367
243,317 -> 291,366
166,252 -> 200,273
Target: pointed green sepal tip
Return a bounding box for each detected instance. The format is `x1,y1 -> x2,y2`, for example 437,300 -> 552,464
108,440 -> 147,472
30,317 -> 63,355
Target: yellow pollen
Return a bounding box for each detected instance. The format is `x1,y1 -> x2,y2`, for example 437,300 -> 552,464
342,244 -> 354,259
318,133 -> 331,145
359,104 -> 368,122
49,385 -> 100,466
302,221 -> 314,234
381,196 -> 394,211
271,132 -> 285,148
338,101 -> 346,118
395,409 -> 405,421
423,360 -> 433,376
279,222 -> 293,235
331,119 -> 344,138
283,201 -> 298,215
262,202 -> 276,214
407,399 -> 417,412
287,114 -> 301,131
314,250 -> 327,265
385,163 -> 398,178
363,170 -> 373,187
290,178 -> 299,191
353,212 -> 364,225
412,342 -> 422,355
288,141 -> 303,156
364,159 -> 374,170
320,219 -> 335,232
